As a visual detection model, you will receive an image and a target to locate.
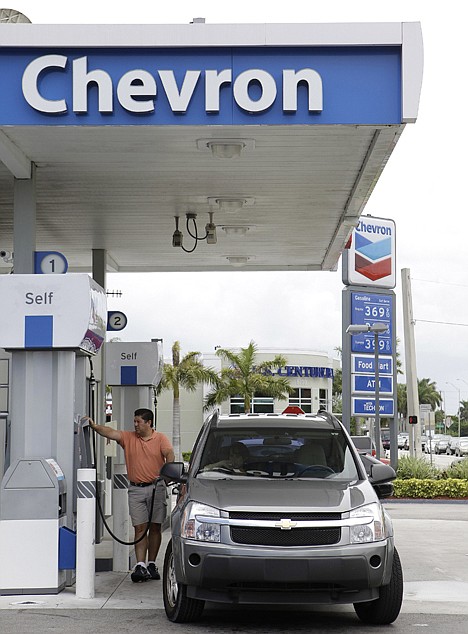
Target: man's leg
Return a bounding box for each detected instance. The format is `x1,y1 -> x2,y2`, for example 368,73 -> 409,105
128,488 -> 151,582
130,522 -> 151,582
134,523 -> 149,565
147,523 -> 162,562
147,523 -> 162,579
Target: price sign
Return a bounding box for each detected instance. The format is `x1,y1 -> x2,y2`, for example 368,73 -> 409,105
350,292 -> 393,354
107,311 -> 128,332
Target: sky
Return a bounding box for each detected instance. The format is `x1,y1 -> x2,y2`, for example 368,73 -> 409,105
8,1 -> 468,415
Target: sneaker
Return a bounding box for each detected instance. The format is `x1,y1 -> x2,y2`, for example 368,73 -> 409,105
131,564 -> 150,583
147,563 -> 160,580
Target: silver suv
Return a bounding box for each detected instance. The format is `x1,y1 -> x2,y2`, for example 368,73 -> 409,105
160,411 -> 402,624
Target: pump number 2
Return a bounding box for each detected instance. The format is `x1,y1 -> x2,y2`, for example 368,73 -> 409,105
107,311 -> 128,331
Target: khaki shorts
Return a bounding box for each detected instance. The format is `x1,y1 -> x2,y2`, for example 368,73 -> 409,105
128,480 -> 167,527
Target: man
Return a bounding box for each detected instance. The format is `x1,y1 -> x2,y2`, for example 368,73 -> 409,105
86,408 -> 174,582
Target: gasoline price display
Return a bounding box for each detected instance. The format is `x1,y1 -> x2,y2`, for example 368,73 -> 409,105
350,292 -> 393,354
363,304 -> 390,320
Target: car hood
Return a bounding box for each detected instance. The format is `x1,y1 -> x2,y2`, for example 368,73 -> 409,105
188,477 -> 377,514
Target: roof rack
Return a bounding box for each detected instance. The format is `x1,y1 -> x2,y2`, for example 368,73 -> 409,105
315,409 -> 342,430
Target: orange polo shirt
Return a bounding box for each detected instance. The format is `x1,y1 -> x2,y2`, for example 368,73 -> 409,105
119,430 -> 173,483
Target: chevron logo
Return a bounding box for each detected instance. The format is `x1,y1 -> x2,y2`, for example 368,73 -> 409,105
354,232 -> 392,281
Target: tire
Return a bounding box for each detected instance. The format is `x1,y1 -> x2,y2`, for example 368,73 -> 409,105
354,548 -> 403,625
162,539 -> 205,623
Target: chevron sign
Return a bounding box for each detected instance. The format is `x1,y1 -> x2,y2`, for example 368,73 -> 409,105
342,216 -> 396,288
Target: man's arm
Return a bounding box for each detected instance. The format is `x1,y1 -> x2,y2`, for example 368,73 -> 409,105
162,446 -> 175,463
82,416 -> 122,442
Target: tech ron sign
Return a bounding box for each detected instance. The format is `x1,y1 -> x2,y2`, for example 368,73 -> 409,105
0,47 -> 402,125
342,216 -> 396,289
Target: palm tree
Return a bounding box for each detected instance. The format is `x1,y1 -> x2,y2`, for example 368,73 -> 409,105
397,378 -> 442,419
158,341 -> 218,461
332,346 -> 342,412
458,400 -> 468,423
397,382 -> 408,418
418,378 -> 442,410
204,341 -> 293,413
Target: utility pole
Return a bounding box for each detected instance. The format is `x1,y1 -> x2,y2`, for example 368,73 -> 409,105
401,269 -> 421,457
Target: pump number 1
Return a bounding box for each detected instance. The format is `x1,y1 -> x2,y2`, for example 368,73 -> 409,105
34,251 -> 68,274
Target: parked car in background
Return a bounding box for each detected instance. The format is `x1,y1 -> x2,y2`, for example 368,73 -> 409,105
420,435 -> 427,452
446,437 -> 457,455
351,436 -> 390,465
425,434 -> 445,453
397,433 -> 409,450
351,435 -> 376,456
433,436 -> 451,455
381,430 -> 390,451
453,437 -> 468,457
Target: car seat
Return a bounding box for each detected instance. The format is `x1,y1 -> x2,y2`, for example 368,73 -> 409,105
296,442 -> 328,467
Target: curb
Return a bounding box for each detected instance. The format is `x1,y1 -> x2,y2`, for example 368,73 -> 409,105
384,498 -> 468,504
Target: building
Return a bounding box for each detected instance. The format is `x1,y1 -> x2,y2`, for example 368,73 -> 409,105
155,348 -> 338,454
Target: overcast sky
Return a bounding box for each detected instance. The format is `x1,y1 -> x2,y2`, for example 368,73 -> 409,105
10,1 -> 468,414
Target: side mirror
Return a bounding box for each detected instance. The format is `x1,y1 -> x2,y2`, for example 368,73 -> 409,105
160,461 -> 187,484
369,462 -> 396,486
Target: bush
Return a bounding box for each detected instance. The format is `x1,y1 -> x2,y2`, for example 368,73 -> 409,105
393,478 -> 468,498
182,451 -> 192,463
396,456 -> 440,480
443,458 -> 468,480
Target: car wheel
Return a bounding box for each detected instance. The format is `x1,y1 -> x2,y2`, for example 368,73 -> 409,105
354,548 -> 403,625
163,539 -> 205,623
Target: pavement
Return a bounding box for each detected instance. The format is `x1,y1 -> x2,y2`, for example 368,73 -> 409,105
0,526 -> 171,611
0,500 -> 467,614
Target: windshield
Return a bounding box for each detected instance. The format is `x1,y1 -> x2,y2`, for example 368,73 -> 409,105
197,426 -> 360,481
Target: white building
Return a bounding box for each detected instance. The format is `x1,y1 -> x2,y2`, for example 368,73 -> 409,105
155,348 -> 338,454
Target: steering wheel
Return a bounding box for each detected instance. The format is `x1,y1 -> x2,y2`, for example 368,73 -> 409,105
244,461 -> 298,477
297,464 -> 335,476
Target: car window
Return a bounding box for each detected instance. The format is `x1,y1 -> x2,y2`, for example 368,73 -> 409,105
197,426 -> 360,481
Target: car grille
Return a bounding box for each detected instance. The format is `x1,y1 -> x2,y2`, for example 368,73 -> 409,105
227,581 -> 346,592
229,511 -> 341,521
230,526 -> 341,546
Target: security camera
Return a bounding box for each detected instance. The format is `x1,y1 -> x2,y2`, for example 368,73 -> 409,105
172,216 -> 183,248
205,211 -> 217,245
0,250 -> 13,263
205,222 -> 217,245
172,230 -> 183,248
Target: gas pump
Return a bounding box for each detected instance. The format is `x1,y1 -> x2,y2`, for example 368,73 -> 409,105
0,458 -> 67,593
0,274 -> 106,594
105,340 -> 163,571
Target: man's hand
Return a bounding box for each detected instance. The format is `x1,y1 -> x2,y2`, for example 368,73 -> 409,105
81,416 -> 96,429
81,416 -> 122,442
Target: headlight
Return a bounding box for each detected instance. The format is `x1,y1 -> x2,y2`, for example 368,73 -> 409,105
349,502 -> 386,543
181,501 -> 221,542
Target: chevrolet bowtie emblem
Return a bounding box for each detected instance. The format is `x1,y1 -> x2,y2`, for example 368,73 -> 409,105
276,518 -> 297,530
